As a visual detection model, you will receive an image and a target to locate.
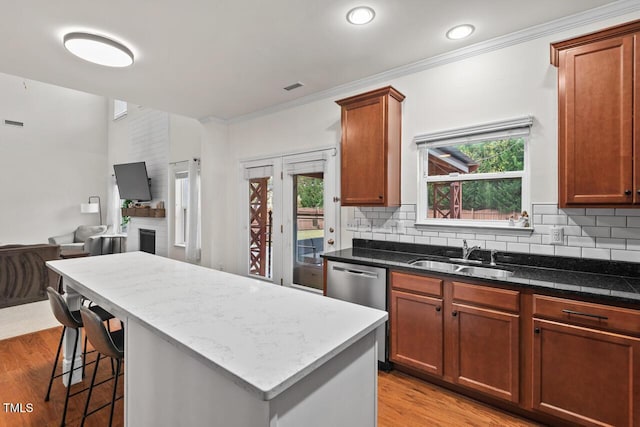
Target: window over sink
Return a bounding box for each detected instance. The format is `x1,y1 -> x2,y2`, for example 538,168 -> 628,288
415,116 -> 533,229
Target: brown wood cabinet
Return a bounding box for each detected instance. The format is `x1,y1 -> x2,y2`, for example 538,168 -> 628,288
390,272 -> 443,375
335,86 -> 405,206
449,282 -> 520,403
390,271 -> 520,403
552,20 -> 640,207
531,295 -> 640,426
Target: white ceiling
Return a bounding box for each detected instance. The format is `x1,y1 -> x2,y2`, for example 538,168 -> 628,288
0,0 -> 627,121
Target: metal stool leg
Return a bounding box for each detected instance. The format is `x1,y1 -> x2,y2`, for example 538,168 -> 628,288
81,353 -> 101,427
44,326 -> 66,402
108,359 -> 122,427
60,328 -> 79,426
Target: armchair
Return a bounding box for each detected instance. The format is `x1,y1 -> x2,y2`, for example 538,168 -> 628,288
48,225 -> 108,256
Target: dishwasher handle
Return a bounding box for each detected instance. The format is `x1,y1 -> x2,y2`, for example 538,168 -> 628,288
331,265 -> 379,279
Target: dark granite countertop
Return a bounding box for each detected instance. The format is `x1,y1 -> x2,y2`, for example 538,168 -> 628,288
322,240 -> 640,307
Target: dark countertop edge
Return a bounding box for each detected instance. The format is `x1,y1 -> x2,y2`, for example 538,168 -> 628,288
322,249 -> 640,308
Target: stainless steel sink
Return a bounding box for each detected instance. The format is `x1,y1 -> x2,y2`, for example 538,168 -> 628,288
454,265 -> 514,278
409,259 -> 514,279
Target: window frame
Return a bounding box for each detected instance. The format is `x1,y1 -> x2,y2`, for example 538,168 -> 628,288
174,171 -> 189,247
415,116 -> 533,230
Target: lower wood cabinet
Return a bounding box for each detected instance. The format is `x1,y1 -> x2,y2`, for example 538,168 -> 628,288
390,272 -> 520,403
450,301 -> 519,403
389,270 -> 640,426
532,295 -> 640,426
390,272 -> 443,375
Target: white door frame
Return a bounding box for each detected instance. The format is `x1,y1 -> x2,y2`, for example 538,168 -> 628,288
239,147 -> 339,289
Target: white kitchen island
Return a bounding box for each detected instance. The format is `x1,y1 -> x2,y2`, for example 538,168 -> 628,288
46,252 -> 387,427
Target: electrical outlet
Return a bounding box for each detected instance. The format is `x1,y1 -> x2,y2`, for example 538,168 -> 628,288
550,226 -> 564,245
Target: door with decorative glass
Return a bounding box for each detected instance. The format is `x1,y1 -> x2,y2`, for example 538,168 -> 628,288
242,149 -> 338,292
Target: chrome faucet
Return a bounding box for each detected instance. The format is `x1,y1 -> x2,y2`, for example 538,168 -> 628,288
462,240 -> 481,261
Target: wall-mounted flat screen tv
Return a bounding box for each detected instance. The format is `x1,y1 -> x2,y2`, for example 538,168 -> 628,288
113,162 -> 152,201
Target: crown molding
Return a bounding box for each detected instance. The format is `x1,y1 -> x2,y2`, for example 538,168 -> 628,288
219,0 -> 640,124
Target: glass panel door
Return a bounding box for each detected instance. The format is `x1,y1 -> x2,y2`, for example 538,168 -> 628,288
292,173 -> 324,290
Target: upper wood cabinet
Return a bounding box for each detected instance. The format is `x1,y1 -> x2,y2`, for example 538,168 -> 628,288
336,86 -> 405,206
552,20 -> 640,207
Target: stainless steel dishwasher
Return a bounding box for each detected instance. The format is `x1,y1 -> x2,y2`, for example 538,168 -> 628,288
326,260 -> 388,365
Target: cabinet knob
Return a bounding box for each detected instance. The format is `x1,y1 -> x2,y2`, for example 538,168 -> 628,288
327,239 -> 335,245
451,311 -> 458,317
625,189 -> 632,195
435,306 -> 441,312
378,195 -> 383,199
534,327 -> 541,334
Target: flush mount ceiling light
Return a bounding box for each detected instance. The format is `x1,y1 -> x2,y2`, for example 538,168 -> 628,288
63,32 -> 134,67
446,24 -> 475,40
346,6 -> 375,25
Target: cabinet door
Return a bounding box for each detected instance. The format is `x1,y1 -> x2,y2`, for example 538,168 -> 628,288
559,35 -> 634,206
390,289 -> 443,375
532,318 -> 640,426
340,96 -> 386,205
450,302 -> 519,403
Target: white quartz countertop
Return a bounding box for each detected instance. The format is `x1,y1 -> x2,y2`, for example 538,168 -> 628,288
47,252 -> 387,400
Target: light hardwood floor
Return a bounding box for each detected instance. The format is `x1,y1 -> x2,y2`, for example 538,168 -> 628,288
0,327 -> 540,426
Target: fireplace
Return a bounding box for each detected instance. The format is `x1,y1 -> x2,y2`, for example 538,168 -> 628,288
139,229 -> 156,254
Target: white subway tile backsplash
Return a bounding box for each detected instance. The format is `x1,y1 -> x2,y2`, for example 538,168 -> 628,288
353,203 -> 640,264
581,248 -> 611,260
530,244 -> 554,255
506,243 -> 530,253
581,226 -> 610,238
495,235 -> 519,242
456,233 -> 475,239
612,227 -> 640,239
559,208 -> 585,216
568,216 -> 596,227
399,235 -> 414,243
475,234 -> 496,241
596,216 -> 626,227
586,208 -> 615,216
554,246 -> 582,257
439,232 -> 456,238
595,238 -> 626,249
615,208 -> 640,216
611,250 -> 640,262
414,236 -> 431,245
533,204 -> 558,214
447,238 -> 464,248
562,226 -> 583,236
485,241 -> 507,251
542,215 -> 567,225
518,235 -> 542,244
567,236 -> 596,247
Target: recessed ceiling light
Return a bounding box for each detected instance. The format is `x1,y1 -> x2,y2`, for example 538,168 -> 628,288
63,32 -> 134,67
346,6 -> 375,25
446,24 -> 475,40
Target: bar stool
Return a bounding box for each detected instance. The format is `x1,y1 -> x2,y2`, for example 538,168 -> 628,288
80,306 -> 125,427
44,287 -> 114,426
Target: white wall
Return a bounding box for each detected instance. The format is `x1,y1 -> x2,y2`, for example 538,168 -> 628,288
107,102 -> 201,260
201,11 -> 640,274
0,73 -> 108,244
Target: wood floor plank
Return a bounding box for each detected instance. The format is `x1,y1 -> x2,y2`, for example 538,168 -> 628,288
2,327 -> 540,426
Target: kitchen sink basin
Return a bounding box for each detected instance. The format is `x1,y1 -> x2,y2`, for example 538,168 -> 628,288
409,259 -> 514,279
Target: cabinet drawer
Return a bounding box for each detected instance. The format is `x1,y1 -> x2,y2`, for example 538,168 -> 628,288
533,294 -> 640,336
452,282 -> 519,312
391,271 -> 442,297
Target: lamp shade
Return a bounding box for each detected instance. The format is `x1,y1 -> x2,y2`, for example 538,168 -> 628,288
81,203 -> 100,214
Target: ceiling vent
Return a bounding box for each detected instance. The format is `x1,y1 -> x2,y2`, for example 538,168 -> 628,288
283,82 -> 304,91
4,120 -> 24,127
